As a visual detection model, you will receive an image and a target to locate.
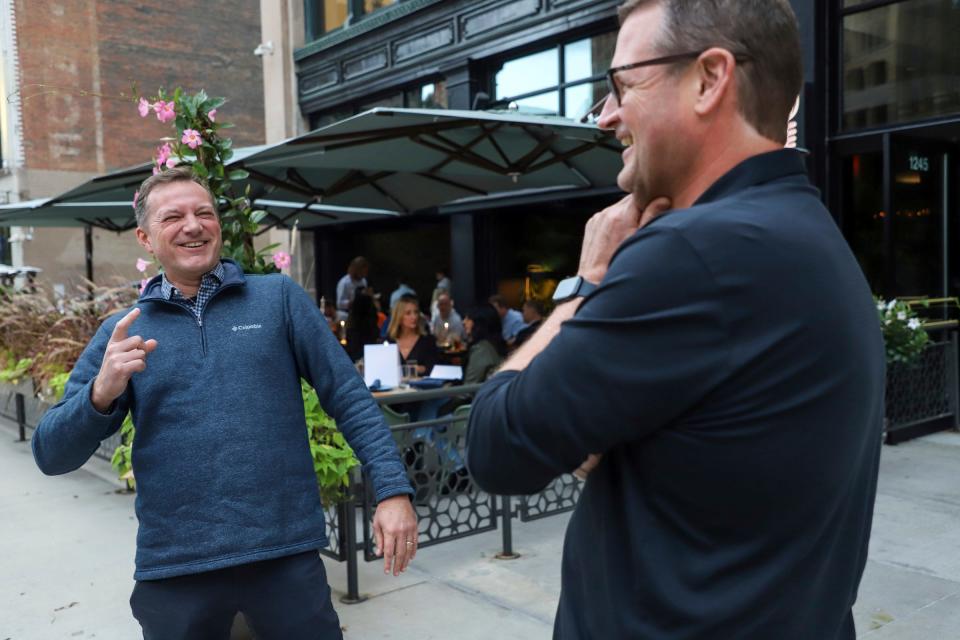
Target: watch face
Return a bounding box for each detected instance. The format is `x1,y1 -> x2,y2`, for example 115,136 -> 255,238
553,277 -> 579,300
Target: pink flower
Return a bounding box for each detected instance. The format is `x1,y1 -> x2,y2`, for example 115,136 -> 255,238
132,190 -> 139,209
165,157 -> 177,169
138,97 -> 152,118
207,109 -> 217,122
181,129 -> 202,149
136,258 -> 150,273
139,278 -> 150,294
155,100 -> 176,123
272,251 -> 292,270
152,166 -> 160,175
155,142 -> 172,165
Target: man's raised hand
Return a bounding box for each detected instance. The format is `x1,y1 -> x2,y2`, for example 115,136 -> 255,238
91,307 -> 157,413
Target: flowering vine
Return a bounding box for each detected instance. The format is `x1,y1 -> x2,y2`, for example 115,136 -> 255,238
136,89 -> 283,274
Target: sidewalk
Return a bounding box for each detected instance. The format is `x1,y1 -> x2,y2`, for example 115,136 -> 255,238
2,419 -> 960,639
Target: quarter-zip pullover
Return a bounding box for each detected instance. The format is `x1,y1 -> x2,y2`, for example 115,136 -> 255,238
33,260 -> 412,580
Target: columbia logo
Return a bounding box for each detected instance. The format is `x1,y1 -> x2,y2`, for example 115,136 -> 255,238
232,324 -> 263,332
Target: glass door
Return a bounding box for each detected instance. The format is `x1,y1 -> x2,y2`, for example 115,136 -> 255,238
888,135 -> 952,298
839,133 -> 955,299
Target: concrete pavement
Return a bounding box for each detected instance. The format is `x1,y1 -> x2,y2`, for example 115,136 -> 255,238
2,418 -> 960,639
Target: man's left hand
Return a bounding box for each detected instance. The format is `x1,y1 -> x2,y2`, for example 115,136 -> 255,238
372,495 -> 418,576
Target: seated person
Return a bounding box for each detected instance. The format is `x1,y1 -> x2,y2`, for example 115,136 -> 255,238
513,299 -> 546,348
462,304 -> 507,384
430,292 -> 465,346
488,294 -> 527,345
387,297 -> 440,376
344,288 -> 380,362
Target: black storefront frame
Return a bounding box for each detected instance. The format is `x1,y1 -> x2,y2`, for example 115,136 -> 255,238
825,0 -> 960,300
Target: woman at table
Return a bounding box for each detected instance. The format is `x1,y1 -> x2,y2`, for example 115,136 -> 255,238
462,304 -> 507,385
387,297 -> 440,376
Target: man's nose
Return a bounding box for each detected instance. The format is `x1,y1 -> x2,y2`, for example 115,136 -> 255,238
182,213 -> 202,233
595,94 -> 618,129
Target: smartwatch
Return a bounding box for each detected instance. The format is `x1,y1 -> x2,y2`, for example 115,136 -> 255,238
552,275 -> 598,304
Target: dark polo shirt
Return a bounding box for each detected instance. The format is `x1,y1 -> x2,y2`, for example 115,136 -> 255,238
467,150 -> 885,639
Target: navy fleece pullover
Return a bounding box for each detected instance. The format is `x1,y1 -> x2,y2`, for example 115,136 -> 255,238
33,260 -> 411,580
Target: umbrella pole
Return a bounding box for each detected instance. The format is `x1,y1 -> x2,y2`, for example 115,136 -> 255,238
84,225 -> 94,284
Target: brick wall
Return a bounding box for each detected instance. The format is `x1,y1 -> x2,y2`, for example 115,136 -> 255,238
12,0 -> 265,289
15,0 -> 264,174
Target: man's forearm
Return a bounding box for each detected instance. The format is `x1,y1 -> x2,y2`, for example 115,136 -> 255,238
500,299 -> 582,373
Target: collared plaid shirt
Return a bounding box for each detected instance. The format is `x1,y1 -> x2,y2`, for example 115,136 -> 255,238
160,261 -> 226,323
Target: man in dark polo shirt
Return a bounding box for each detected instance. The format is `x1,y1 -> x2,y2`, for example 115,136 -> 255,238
466,1 -> 884,638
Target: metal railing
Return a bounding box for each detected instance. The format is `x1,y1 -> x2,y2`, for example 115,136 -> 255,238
885,334 -> 960,442
317,384 -> 583,602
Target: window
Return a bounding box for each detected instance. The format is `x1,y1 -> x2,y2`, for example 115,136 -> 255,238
842,0 -> 960,130
305,0 -> 401,40
490,31 -> 616,122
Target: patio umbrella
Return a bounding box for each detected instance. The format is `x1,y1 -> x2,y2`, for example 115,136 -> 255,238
0,197 -> 140,230
234,107 -> 623,214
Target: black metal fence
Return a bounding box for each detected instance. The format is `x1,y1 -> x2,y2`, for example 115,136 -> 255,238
315,386 -> 584,602
885,335 -> 960,443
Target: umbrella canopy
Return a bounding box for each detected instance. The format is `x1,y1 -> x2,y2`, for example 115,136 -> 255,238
235,107 -> 623,213
0,197 -> 141,230
1,109 -> 623,229
0,145 -> 403,232
0,145 -> 276,231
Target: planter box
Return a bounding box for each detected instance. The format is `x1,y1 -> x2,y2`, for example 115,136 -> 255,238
885,336 -> 960,444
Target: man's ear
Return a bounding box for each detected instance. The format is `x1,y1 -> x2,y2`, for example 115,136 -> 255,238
693,47 -> 737,117
135,227 -> 154,254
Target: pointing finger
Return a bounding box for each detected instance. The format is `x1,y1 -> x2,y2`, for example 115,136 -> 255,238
111,307 -> 140,342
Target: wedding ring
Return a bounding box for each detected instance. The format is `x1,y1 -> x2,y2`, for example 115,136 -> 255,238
405,541 -> 414,546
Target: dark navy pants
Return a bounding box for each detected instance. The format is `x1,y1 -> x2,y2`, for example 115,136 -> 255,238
130,550 -> 342,640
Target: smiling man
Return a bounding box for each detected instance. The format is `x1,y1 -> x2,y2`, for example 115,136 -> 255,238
33,167 -> 417,639
467,1 -> 885,638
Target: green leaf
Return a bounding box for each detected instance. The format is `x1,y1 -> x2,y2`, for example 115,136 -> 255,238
228,169 -> 249,181
202,96 -> 226,112
192,162 -> 209,178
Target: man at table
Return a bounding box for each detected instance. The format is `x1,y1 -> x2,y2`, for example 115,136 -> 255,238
466,1 -> 884,638
32,167 -> 417,639
488,294 -> 526,344
430,292 -> 465,346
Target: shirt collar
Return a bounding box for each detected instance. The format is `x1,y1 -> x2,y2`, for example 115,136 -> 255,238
160,261 -> 226,300
693,149 -> 809,207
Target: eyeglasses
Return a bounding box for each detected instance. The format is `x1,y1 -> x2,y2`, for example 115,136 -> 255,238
579,50 -> 750,123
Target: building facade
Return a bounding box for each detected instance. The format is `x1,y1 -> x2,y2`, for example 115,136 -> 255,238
0,0 -> 265,291
287,0 -> 960,307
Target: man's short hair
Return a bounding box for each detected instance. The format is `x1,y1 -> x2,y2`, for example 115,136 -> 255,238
617,0 -> 802,143
134,166 -> 217,229
349,256 -> 369,272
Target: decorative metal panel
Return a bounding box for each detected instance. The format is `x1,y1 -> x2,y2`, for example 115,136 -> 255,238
394,24 -> 455,63
519,473 -> 582,521
343,48 -> 389,79
461,0 -> 542,40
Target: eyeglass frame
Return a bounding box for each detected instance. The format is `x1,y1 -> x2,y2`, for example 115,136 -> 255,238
579,49 -> 751,123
